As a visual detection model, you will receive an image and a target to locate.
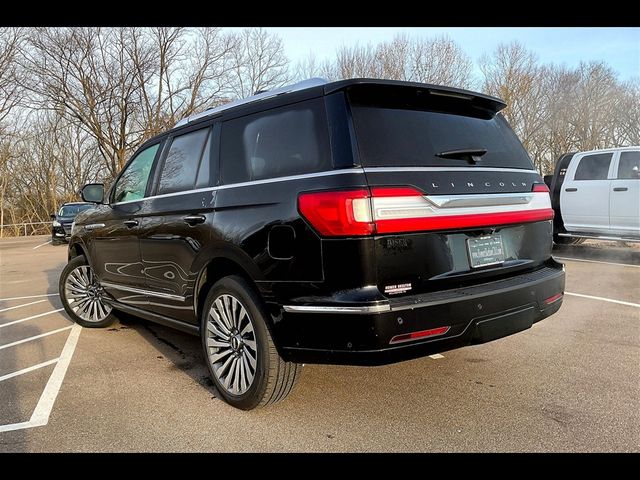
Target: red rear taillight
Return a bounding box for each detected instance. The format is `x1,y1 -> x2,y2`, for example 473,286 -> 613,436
298,185 -> 554,237
532,183 -> 550,193
297,189 -> 375,236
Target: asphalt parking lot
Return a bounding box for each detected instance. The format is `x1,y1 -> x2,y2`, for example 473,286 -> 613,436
0,235 -> 638,452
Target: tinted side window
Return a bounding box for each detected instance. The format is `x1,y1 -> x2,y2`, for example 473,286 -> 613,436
617,151 -> 640,179
158,128 -> 210,195
220,99 -> 331,184
574,153 -> 612,181
113,143 -> 160,203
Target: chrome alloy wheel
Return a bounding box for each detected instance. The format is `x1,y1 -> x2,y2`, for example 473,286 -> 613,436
64,265 -> 112,323
206,294 -> 257,395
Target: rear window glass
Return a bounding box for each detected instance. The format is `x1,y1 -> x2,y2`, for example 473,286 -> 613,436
574,153 -> 612,181
220,99 -> 331,184
350,106 -> 534,169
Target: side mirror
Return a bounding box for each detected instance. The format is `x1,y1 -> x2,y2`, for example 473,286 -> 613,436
81,183 -> 104,203
633,165 -> 640,179
50,214 -> 56,220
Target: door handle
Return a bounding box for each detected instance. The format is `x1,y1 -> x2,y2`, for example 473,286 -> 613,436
613,187 -> 628,192
123,219 -> 139,228
183,214 -> 206,226
565,188 -> 578,192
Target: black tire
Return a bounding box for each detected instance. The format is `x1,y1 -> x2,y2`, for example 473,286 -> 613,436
201,275 -> 301,410
51,238 -> 63,246
59,255 -> 116,328
553,235 -> 585,245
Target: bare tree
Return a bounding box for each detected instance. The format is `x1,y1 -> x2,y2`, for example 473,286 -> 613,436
329,34 -> 474,88
19,27 -> 247,178
411,35 -> 474,88
0,27 -> 26,236
292,51 -> 327,81
227,28 -> 290,98
616,80 -> 640,146
481,42 -> 554,171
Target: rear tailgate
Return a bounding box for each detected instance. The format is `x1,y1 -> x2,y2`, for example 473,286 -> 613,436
346,83 -> 553,297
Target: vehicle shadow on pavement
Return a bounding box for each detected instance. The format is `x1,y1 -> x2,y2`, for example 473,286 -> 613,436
553,242 -> 640,265
113,312 -> 216,396
44,262 -> 67,294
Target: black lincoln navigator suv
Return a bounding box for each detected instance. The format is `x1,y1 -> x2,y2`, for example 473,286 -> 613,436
60,78 -> 565,410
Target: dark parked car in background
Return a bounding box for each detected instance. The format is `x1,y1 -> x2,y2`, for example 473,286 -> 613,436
51,202 -> 94,245
59,78 -> 565,410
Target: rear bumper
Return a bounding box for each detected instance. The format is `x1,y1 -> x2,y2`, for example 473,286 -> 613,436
274,262 -> 565,365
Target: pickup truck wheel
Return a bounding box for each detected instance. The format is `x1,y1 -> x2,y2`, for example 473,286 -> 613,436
201,275 -> 301,410
59,255 -> 115,328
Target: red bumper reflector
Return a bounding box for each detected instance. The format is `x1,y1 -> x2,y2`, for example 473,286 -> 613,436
389,326 -> 451,345
375,208 -> 555,234
544,293 -> 564,305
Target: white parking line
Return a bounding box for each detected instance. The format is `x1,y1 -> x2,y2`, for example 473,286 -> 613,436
429,354 -> 445,359
565,292 -> 640,308
0,325 -> 72,351
0,299 -> 46,313
0,308 -> 65,329
554,256 -> 640,268
0,293 -> 60,302
0,324 -> 82,433
32,240 -> 52,250
0,240 -> 43,246
0,358 -> 59,383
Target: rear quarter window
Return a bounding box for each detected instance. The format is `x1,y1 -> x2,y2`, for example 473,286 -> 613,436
220,98 -> 331,184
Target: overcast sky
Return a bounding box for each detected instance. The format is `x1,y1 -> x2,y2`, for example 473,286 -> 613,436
230,27 -> 639,81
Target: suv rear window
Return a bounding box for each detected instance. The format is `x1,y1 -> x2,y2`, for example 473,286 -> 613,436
220,98 -> 331,184
349,94 -> 533,170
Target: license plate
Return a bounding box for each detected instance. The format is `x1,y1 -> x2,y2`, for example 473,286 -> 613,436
467,234 -> 505,268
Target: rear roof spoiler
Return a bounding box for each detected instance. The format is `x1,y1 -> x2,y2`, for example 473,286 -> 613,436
325,78 -> 507,115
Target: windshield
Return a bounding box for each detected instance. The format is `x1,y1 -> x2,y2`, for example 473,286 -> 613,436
349,105 -> 534,170
58,204 -> 92,217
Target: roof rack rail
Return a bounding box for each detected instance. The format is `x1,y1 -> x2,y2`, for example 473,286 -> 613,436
173,78 -> 328,129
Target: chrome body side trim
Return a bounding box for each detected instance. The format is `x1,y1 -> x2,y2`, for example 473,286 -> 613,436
427,193 -> 534,208
84,223 -> 106,230
100,281 -> 186,302
110,168 -> 365,205
283,304 -> 391,314
363,166 -> 539,174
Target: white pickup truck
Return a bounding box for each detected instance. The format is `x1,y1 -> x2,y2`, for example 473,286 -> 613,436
546,146 -> 640,244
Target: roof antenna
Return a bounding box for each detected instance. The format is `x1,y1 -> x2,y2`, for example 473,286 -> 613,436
254,89 -> 268,95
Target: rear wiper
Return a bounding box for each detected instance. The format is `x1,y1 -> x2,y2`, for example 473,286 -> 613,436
436,148 -> 487,163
